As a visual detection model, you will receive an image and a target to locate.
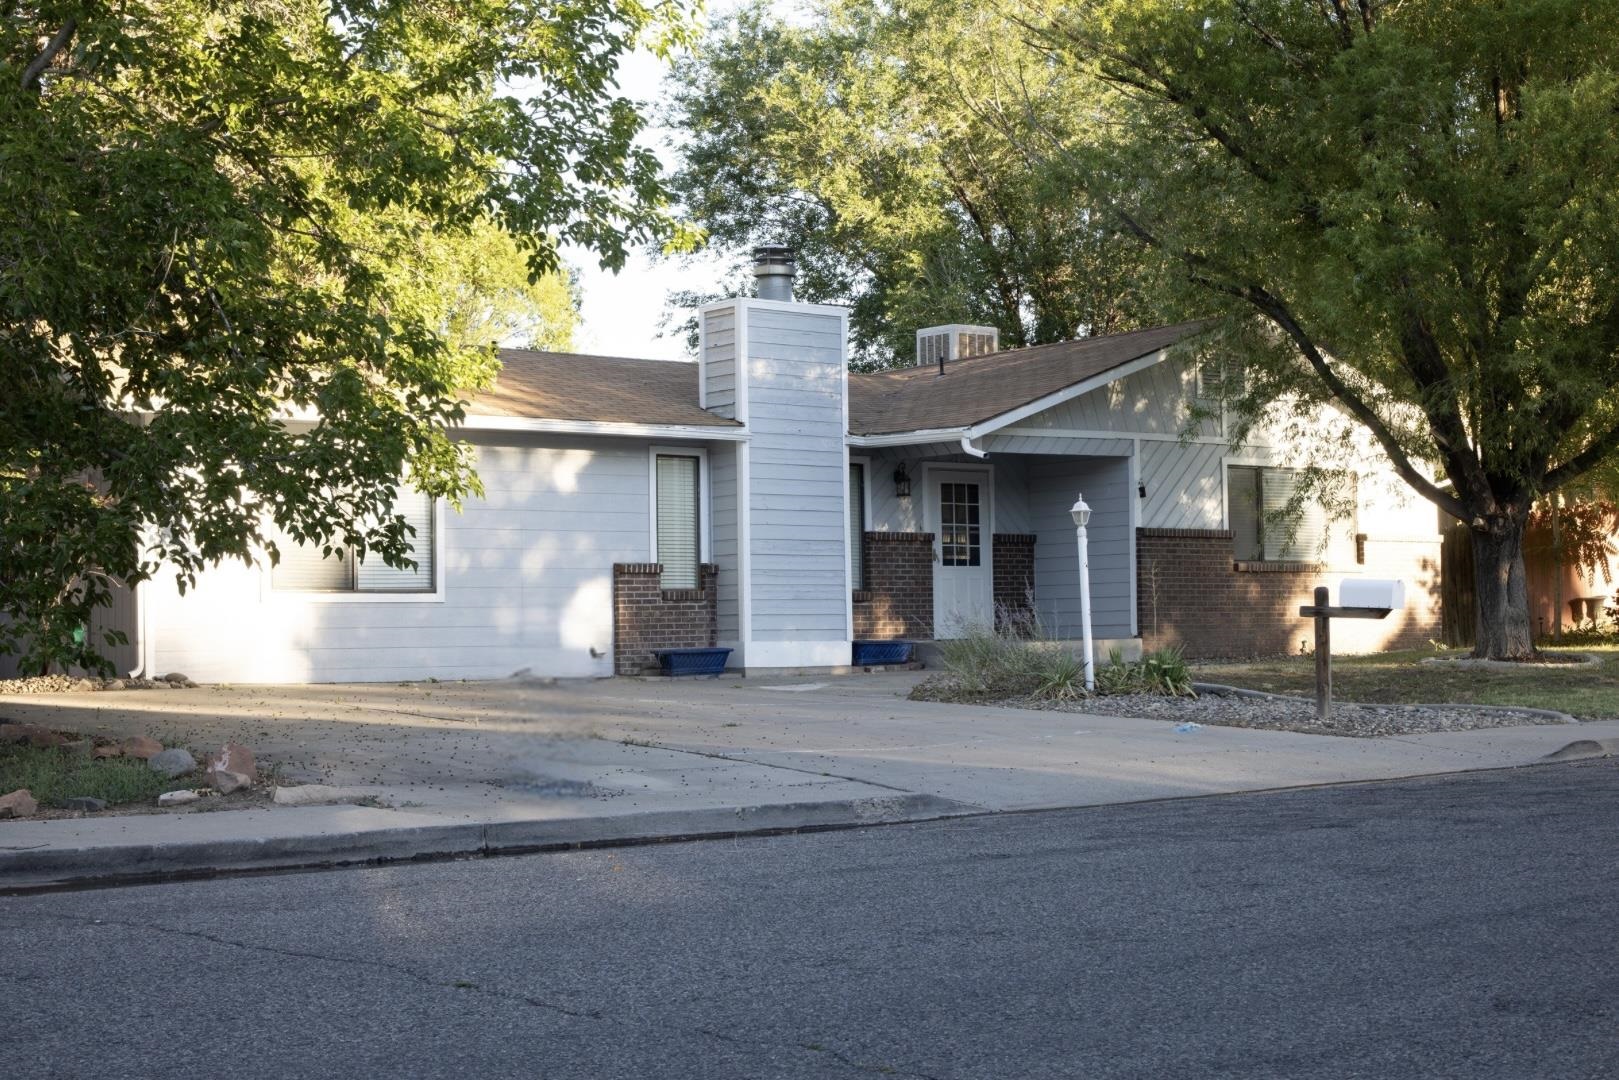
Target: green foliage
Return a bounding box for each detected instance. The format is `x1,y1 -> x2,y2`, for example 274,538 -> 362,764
1027,0 -> 1619,657
1,0 -> 689,672
663,0 -> 1154,365
0,743 -> 186,807
1095,647 -> 1197,698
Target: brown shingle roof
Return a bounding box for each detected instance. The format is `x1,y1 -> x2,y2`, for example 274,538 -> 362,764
468,322 -> 1209,435
469,349 -> 742,428
847,321 -> 1210,435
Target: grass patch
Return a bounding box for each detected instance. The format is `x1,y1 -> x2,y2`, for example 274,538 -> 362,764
0,743 -> 186,807
1193,645 -> 1619,718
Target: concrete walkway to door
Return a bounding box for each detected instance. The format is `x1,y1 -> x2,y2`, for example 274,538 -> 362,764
3,671 -> 1614,887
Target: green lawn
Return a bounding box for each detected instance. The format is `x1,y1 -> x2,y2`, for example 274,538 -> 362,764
0,744 -> 186,808
1192,645 -> 1619,719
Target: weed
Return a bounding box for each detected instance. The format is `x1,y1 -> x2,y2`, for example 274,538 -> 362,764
0,743 -> 187,807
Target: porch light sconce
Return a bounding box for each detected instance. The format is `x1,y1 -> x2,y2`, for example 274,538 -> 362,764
894,463 -> 912,499
1138,482 -> 1147,500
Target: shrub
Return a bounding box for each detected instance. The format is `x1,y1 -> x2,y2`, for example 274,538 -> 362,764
915,622 -> 1196,702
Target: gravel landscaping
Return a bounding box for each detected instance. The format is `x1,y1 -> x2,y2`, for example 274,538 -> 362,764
997,689 -> 1574,737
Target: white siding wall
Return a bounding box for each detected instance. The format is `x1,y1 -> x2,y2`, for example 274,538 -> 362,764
701,304 -> 739,418
743,304 -> 849,652
147,433 -> 663,683
1028,457 -> 1134,639
710,441 -> 741,644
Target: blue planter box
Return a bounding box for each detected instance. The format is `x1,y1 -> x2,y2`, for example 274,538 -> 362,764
852,640 -> 914,666
655,647 -> 732,677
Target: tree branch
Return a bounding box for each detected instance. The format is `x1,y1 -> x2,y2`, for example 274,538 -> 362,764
1543,421 -> 1619,492
20,18 -> 77,92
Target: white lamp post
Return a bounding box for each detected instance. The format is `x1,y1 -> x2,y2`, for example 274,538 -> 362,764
1070,496 -> 1096,692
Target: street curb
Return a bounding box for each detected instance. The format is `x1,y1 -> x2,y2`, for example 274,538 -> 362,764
1191,682 -> 1579,725
0,793 -> 977,893
1540,738 -> 1619,762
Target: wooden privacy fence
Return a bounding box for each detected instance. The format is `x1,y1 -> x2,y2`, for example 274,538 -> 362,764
1440,515 -> 1476,648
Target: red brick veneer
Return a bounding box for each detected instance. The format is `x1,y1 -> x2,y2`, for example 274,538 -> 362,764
852,532 -> 934,639
992,534 -> 1037,633
1136,528 -> 1441,658
612,562 -> 719,675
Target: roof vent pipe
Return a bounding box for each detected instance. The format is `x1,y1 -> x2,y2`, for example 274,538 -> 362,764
753,245 -> 796,302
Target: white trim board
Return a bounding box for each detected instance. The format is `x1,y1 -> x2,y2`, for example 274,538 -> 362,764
459,415 -> 749,441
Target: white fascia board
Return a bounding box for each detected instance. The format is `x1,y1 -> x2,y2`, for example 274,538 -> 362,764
457,415 -> 749,441
963,349 -> 1169,441
845,428 -> 970,448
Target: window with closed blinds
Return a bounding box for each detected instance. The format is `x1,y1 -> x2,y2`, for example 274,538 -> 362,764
271,488 -> 435,593
655,454 -> 701,589
1228,466 -> 1325,562
849,463 -> 866,590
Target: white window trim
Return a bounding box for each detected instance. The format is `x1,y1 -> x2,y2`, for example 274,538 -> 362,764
849,454 -> 873,591
260,498 -> 448,604
648,445 -> 711,575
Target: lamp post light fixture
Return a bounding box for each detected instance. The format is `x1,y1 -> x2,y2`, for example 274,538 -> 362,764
1069,495 -> 1096,691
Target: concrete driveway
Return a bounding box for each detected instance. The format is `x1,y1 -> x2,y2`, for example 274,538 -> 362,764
6,670 -> 1612,811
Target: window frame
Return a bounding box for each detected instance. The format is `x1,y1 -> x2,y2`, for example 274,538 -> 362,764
261,495 -> 447,604
848,454 -> 873,591
648,445 -> 711,589
1223,460 -> 1329,564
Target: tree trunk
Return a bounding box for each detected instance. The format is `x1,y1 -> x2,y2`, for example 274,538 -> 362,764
1470,515 -> 1535,660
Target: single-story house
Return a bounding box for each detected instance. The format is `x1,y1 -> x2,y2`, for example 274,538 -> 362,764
90,251 -> 1443,682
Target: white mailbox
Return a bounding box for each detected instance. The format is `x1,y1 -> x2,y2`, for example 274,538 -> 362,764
1338,578 -> 1405,612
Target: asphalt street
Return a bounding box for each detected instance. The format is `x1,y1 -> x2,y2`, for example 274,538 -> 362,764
6,760 -> 1618,1080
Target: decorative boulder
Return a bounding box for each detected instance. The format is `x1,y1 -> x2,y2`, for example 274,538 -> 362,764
206,743 -> 256,794
160,672 -> 191,684
120,736 -> 163,760
157,790 -> 200,806
93,744 -> 122,759
148,747 -> 197,779
0,789 -> 38,819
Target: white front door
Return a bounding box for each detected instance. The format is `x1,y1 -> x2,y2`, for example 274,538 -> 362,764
930,468 -> 993,638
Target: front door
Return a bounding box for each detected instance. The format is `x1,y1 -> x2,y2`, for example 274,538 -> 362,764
930,468 -> 993,637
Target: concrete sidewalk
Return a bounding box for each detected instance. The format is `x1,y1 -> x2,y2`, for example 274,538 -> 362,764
2,672 -> 1612,889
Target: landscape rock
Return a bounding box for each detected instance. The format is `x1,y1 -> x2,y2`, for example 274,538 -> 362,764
206,743 -> 257,793
69,678 -> 97,692
63,796 -> 107,812
101,679 -> 124,691
120,736 -> 163,760
27,728 -> 68,749
148,747 -> 198,779
0,723 -> 65,747
157,789 -> 200,806
160,672 -> 191,684
0,788 -> 38,818
93,744 -> 122,758
272,784 -> 371,807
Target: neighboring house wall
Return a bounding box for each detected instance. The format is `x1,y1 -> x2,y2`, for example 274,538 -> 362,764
612,562 -> 718,674
742,302 -> 851,664
146,433 -> 667,683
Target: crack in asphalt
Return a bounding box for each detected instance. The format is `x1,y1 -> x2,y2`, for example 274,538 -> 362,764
27,911 -> 956,1080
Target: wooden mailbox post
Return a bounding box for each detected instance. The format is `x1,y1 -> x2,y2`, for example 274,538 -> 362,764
1298,583 -> 1401,721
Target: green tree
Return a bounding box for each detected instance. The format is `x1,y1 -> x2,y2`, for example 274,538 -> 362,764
1030,0 -> 1619,658
1,0 -> 690,673
664,0 -> 1150,367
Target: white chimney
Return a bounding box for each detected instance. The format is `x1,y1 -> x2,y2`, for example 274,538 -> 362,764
915,324 -> 999,369
753,245 -> 796,302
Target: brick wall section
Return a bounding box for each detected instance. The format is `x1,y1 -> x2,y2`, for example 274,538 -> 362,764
992,534 -> 1037,633
853,532 -> 934,639
1136,528 -> 1442,658
612,562 -> 719,675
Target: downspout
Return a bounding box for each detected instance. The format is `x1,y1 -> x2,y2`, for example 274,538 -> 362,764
959,433 -> 988,459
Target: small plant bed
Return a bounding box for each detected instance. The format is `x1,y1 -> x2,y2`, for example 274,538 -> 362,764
1010,691 -> 1569,738
0,671 -> 197,694
910,623 -> 1196,704
0,721 -> 265,819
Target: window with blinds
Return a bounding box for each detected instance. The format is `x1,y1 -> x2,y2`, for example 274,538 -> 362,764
655,454 -> 701,589
271,488 -> 436,593
849,463 -> 866,590
1228,466 -> 1326,562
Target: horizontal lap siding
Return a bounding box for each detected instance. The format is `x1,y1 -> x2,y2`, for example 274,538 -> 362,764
711,442 -> 740,643
1029,457 -> 1133,639
151,434 -> 656,682
746,307 -> 849,643
702,306 -> 738,418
